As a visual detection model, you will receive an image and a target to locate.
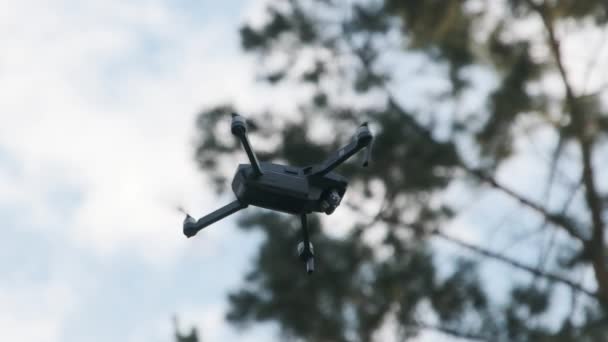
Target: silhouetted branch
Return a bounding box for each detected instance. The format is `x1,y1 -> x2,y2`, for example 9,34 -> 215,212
342,27 -> 588,247
372,208 -> 599,301
462,166 -> 587,242
433,230 -> 599,300
525,0 -> 608,301
412,320 -> 488,341
341,1 -> 606,306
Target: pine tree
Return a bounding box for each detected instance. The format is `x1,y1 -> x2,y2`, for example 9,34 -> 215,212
194,1 -> 608,340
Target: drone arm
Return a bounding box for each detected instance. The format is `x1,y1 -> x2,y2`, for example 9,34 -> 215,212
231,113 -> 263,176
308,123 -> 373,177
183,199 -> 247,238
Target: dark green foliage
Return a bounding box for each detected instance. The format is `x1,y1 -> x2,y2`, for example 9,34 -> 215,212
173,317 -> 200,342
240,8 -> 291,51
511,285 -> 550,316
431,260 -> 487,323
175,329 -> 199,342
478,42 -> 542,162
192,0 -> 608,340
369,109 -> 460,192
385,0 -> 475,91
227,213 -> 376,341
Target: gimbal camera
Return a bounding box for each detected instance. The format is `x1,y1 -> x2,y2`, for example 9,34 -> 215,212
182,113 -> 373,273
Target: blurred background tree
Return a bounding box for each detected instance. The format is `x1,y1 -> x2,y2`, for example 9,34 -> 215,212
192,0 -> 608,341
173,316 -> 200,342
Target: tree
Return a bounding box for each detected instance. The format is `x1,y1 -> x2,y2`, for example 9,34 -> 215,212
173,316 -> 200,342
194,0 -> 608,340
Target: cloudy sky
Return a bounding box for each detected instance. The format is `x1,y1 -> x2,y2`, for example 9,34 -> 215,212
0,0 -> 285,341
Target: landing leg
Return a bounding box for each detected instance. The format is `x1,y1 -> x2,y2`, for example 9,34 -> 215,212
297,214 -> 315,274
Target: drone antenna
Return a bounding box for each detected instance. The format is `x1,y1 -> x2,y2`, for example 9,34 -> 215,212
175,205 -> 188,215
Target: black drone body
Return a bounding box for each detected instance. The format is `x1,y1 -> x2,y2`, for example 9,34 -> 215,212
182,113 -> 373,273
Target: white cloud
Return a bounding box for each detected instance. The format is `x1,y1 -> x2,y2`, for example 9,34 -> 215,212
0,1 -> 282,341
0,0 -> 278,266
0,278 -> 76,342
174,304 -> 275,342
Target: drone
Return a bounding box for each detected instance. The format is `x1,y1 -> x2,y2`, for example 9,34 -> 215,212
182,113 -> 373,273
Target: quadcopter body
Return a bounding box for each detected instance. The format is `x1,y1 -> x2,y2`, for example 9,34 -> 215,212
231,161 -> 347,215
182,113 -> 373,273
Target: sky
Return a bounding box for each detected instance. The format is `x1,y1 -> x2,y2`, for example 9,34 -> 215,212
2,1 -> 608,341
0,0 -> 284,341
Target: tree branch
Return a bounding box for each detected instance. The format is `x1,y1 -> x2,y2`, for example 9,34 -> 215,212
388,78 -> 585,242
343,4 -> 606,303
412,320 -> 488,341
433,230 -> 599,300
460,166 -> 587,242
526,0 -> 608,302
342,28 -> 588,246
376,213 -> 598,300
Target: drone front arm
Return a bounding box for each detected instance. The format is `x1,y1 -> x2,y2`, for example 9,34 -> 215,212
308,123 -> 373,178
183,199 -> 248,237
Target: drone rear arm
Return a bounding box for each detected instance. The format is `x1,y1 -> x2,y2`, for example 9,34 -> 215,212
308,123 -> 373,178
231,113 -> 264,176
183,199 -> 248,237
